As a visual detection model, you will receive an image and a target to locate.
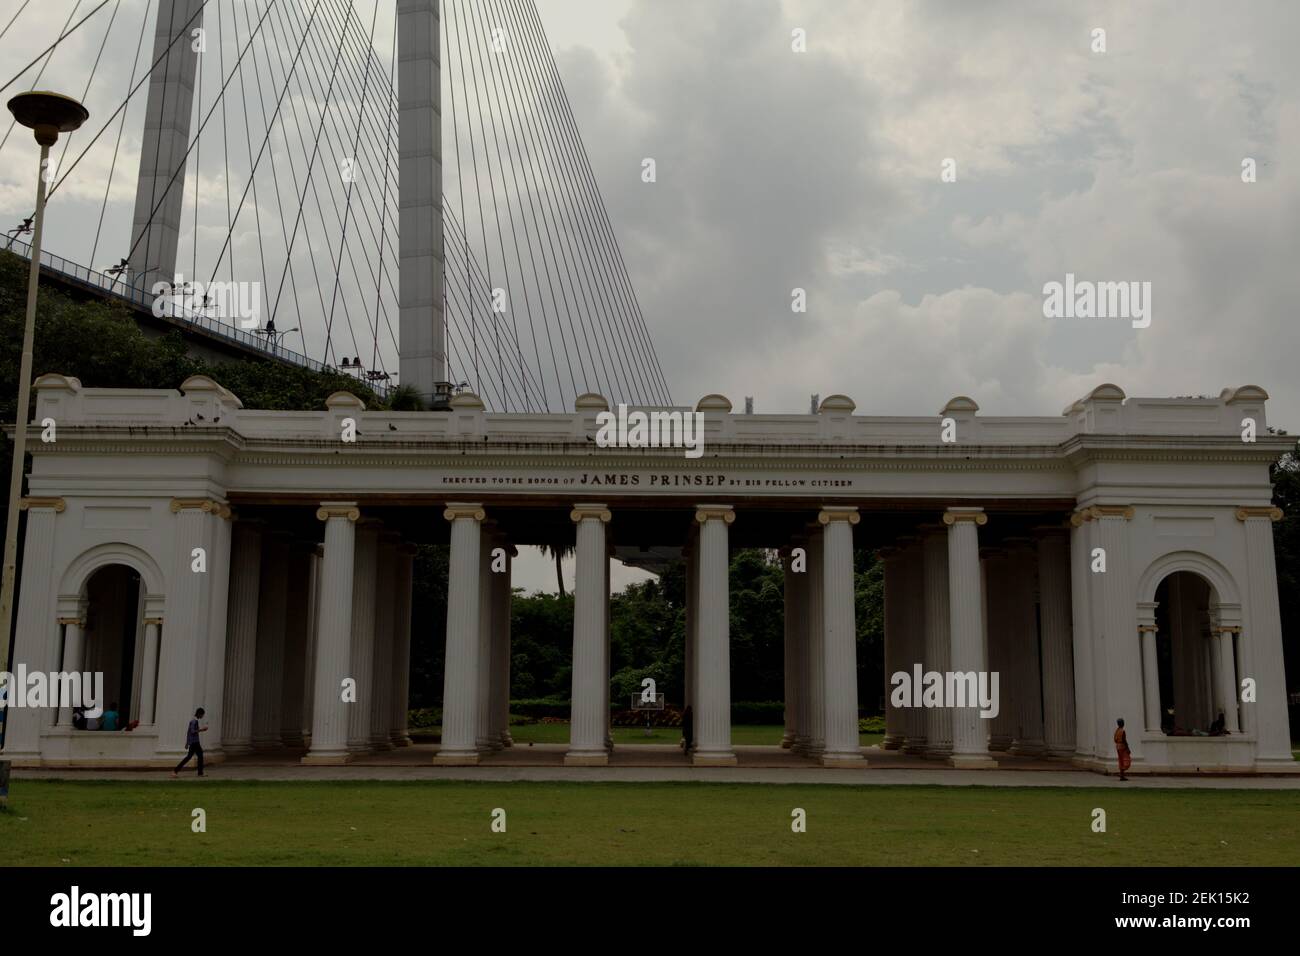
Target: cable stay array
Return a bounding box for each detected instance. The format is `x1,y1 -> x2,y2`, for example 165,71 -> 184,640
0,0 -> 674,411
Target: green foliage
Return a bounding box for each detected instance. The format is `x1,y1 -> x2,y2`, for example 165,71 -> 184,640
731,701 -> 785,724
859,715 -> 886,734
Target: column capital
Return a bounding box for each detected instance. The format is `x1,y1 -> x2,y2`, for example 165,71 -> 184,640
56,616 -> 85,626
570,502 -> 611,523
1235,506 -> 1283,522
1212,625 -> 1242,634
818,506 -> 860,526
143,617 -> 164,626
19,496 -> 65,512
943,507 -> 987,526
171,497 -> 232,519
695,504 -> 735,524
443,502 -> 486,522
318,502 -> 361,522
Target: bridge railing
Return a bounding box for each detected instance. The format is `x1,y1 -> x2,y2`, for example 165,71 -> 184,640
2,237 -> 388,398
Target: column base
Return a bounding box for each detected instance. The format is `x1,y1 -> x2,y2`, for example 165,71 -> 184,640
251,736 -> 284,751
1009,739 -> 1046,757
692,751 -> 737,767
564,751 -> 609,766
389,732 -> 413,748
368,736 -> 395,751
434,750 -> 482,766
302,750 -> 353,766
500,732 -> 514,748
820,751 -> 867,768
948,752 -> 997,769
988,735 -> 1012,752
280,732 -> 306,749
924,745 -> 954,759
881,733 -> 904,750
902,737 -> 928,755
780,731 -> 795,749
222,742 -> 253,757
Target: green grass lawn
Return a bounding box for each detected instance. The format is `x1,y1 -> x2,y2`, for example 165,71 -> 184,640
431,723 -> 885,748
2,779 -> 1295,866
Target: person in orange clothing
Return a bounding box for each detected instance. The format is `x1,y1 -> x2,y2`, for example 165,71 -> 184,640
1114,717 -> 1132,781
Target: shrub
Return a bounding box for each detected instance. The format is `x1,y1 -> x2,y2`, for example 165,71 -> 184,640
509,697 -> 571,719
407,707 -> 441,729
858,715 -> 886,734
730,701 -> 785,724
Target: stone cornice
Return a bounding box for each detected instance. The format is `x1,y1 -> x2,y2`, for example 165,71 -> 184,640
19,496 -> 65,512
1235,506 -> 1283,522
170,498 -> 232,519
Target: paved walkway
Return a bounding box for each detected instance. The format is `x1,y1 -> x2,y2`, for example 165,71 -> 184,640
14,743 -> 1300,788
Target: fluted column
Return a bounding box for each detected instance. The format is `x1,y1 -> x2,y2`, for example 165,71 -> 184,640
1007,540 -> 1045,756
879,547 -> 904,749
566,503 -> 611,765
252,534 -> 290,750
474,525 -> 500,751
139,617 -> 162,725
693,505 -> 736,765
368,535 -> 399,750
982,548 -> 1013,751
345,522 -> 380,752
787,536 -> 809,752
1237,506 -> 1291,763
1069,510 -> 1096,758
604,540 -> 613,752
945,508 -> 994,767
899,537 -> 926,754
55,618 -> 85,727
820,507 -> 865,766
684,537 -> 696,727
921,526 -> 952,758
1138,608 -> 1162,732
390,544 -> 416,746
303,503 -> 359,764
221,521 -> 262,754
1036,529 -> 1075,757
1213,627 -> 1240,733
435,503 -> 487,764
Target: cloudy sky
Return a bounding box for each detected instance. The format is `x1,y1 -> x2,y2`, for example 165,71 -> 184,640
3,0 -> 1297,592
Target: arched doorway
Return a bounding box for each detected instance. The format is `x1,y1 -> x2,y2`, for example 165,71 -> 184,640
1153,571 -> 1218,735
80,564 -> 144,729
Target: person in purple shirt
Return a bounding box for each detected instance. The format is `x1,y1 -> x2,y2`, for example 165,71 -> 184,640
170,707 -> 208,778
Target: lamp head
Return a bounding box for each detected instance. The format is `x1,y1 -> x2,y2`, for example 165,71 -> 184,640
7,91 -> 88,146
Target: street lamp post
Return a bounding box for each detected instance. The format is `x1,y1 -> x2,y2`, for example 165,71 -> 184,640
0,92 -> 88,691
